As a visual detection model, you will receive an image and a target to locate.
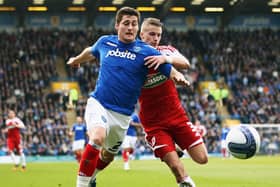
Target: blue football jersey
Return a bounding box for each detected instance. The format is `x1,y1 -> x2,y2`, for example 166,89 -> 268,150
90,35 -> 172,115
127,113 -> 140,136
221,127 -> 230,140
72,124 -> 87,141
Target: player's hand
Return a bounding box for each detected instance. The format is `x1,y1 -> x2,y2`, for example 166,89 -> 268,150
144,55 -> 166,70
170,70 -> 190,86
67,57 -> 80,68
173,74 -> 190,86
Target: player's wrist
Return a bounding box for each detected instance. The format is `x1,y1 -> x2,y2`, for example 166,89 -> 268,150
165,55 -> 173,64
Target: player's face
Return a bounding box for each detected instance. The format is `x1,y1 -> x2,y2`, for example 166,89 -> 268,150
77,117 -> 82,124
140,24 -> 162,47
115,15 -> 139,43
8,110 -> 15,119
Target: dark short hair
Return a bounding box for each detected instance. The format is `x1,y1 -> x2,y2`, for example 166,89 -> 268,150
115,7 -> 141,24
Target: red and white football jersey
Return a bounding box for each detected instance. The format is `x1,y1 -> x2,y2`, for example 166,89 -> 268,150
5,117 -> 24,140
139,45 -> 188,132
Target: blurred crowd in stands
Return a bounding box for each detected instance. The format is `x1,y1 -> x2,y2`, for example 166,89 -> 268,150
0,28 -> 279,157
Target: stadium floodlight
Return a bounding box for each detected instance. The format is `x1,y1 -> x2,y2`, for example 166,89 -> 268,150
191,0 -> 204,5
170,7 -> 186,12
33,0 -> 44,5
0,6 -> 16,11
73,0 -> 84,5
113,0 -> 125,5
152,0 -> 165,5
98,6 -> 117,12
205,7 -> 224,12
136,7 -> 156,12
28,6 -> 48,11
272,8 -> 280,12
0,0 -> 4,5
68,6 -> 86,11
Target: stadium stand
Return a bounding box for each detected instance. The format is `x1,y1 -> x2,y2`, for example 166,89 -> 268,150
0,29 -> 71,156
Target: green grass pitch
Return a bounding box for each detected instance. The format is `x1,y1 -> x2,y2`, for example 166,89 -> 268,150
0,156 -> 279,187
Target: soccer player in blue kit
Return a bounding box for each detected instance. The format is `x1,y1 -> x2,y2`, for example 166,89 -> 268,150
69,116 -> 88,163
121,113 -> 142,170
67,7 -> 189,187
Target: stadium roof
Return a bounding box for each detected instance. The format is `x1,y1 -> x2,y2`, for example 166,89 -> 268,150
0,0 -> 277,15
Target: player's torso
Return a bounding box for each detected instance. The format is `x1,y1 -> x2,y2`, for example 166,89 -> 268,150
91,36 -> 156,115
139,45 -> 188,129
73,124 -> 86,140
6,118 -> 21,139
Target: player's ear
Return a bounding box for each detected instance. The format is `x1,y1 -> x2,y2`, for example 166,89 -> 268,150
115,23 -> 119,31
139,32 -> 144,40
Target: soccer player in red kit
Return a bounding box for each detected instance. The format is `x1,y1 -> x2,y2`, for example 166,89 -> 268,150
139,18 -> 208,187
4,110 -> 27,171
194,119 -> 207,138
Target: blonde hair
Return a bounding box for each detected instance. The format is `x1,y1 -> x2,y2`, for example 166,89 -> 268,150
141,17 -> 163,32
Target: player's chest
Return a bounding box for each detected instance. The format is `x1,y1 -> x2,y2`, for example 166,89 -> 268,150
100,45 -> 145,70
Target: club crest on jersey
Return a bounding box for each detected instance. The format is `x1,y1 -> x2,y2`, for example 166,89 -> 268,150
105,48 -> 136,60
133,46 -> 141,52
143,72 -> 167,88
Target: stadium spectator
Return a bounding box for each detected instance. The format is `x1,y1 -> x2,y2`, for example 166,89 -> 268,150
69,88 -> 79,109
66,7 -> 188,187
69,116 -> 87,163
3,110 -> 27,171
121,113 -> 142,170
139,18 -> 208,187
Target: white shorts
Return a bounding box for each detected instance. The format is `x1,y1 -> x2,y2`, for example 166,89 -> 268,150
72,139 -> 86,151
122,135 -> 137,149
85,97 -> 130,154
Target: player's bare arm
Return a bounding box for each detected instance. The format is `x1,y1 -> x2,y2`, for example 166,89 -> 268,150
67,47 -> 96,67
130,121 -> 142,128
144,54 -> 190,70
169,67 -> 190,86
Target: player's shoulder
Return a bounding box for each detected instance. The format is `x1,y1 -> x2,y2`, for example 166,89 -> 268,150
97,35 -> 118,44
136,39 -> 160,55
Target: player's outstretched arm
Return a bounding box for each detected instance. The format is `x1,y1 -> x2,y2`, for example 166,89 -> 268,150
66,47 -> 95,67
167,54 -> 190,69
144,54 -> 189,70
169,67 -> 190,86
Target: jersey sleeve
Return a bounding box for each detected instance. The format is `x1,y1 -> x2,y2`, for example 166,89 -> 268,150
148,47 -> 172,78
158,45 -> 184,57
91,36 -> 107,59
15,118 -> 25,128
